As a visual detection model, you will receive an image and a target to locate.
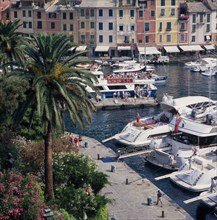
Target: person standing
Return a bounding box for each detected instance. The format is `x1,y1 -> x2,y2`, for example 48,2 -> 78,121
4,153 -> 14,171
156,190 -> 163,207
136,113 -> 141,123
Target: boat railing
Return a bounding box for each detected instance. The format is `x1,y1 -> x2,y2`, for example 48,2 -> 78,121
107,78 -> 134,84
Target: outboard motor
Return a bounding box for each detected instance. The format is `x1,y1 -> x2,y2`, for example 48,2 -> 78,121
206,114 -> 213,125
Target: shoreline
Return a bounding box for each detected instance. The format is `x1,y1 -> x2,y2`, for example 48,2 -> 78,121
79,135 -> 194,220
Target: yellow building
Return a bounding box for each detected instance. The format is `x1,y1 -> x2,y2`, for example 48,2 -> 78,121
155,0 -> 179,48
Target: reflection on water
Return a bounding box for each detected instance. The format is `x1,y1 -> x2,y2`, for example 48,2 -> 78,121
65,63 -> 217,219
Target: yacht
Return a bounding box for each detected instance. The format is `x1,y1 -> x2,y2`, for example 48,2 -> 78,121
103,95 -> 217,147
170,150 -> 217,192
86,65 -> 157,99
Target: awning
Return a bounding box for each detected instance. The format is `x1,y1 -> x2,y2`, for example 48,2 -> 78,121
179,45 -> 204,52
68,47 -> 75,51
203,45 -> 215,50
164,46 -> 180,53
95,46 -> 109,52
117,46 -> 131,51
76,46 -> 87,51
138,46 -> 161,55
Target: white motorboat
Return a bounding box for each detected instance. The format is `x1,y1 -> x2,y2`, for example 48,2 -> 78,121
145,94 -> 217,171
170,149 -> 217,192
86,65 -> 157,99
103,95 -> 217,147
201,67 -> 217,77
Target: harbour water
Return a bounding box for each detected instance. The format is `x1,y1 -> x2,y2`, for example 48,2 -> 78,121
64,62 -> 217,220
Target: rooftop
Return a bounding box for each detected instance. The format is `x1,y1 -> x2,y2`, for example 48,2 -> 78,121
187,2 -> 210,13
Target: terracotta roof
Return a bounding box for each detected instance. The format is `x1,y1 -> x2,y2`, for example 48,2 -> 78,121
206,0 -> 217,10
187,2 -> 210,13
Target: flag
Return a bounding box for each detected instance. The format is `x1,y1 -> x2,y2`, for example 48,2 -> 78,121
174,116 -> 182,133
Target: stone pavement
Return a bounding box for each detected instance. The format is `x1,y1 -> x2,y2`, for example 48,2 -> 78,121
79,135 -> 194,220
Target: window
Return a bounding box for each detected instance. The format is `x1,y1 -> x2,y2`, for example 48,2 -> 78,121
51,22 -> 55,29
171,0 -> 175,6
109,35 -> 113,43
171,8 -> 175,16
23,22 -> 27,28
127,0 -> 131,4
63,12 -> 66,19
29,22 -> 32,28
145,36 -> 149,43
81,22 -> 85,29
200,14 -> 203,23
161,0 -> 165,6
206,24 -> 210,32
131,25 -> 135,31
139,10 -> 143,18
22,10 -> 26,17
28,11 -> 32,17
63,24 -> 67,31
49,13 -> 56,19
166,35 -> 171,42
145,23 -> 149,31
37,21 -> 42,29
192,36 -> 195,42
70,24 -> 73,31
124,36 -> 129,43
99,9 -> 103,16
138,39 -> 142,43
216,23 -> 217,30
159,22 -> 162,31
159,35 -> 162,43
180,23 -> 185,31
99,35 -> 103,43
150,0 -> 154,5
180,33 -> 185,42
37,12 -> 41,19
14,11 -> 17,18
99,22 -> 103,30
90,35 -> 94,43
130,10 -> 134,17
90,22 -> 94,29
207,14 -> 210,23
192,14 -> 196,23
109,22 -> 113,30
119,25 -> 123,31
192,24 -> 196,32
166,22 -> 171,31
80,9 -> 85,16
151,11 -> 155,17
160,9 -> 165,16
119,10 -> 123,17
90,9 -> 94,17
70,13 -> 73,20
81,35 -> 85,43
109,9 -> 113,17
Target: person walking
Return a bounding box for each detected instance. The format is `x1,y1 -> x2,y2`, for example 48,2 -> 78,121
156,190 -> 163,207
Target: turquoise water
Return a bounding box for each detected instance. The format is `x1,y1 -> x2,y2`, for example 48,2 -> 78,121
64,63 -> 217,219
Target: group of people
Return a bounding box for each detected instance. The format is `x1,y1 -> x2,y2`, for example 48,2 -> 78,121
64,132 -> 83,148
105,71 -> 153,80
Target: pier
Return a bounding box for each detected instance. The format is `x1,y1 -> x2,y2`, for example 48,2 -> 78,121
93,97 -> 158,110
79,135 -> 194,220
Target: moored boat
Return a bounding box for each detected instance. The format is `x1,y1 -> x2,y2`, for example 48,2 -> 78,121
103,95 -> 217,147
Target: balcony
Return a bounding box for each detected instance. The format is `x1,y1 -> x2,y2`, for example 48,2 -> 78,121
179,14 -> 189,20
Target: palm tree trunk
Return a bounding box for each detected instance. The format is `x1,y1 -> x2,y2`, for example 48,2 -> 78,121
44,120 -> 54,200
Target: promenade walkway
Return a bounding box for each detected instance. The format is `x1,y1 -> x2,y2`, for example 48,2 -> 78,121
79,136 -> 194,220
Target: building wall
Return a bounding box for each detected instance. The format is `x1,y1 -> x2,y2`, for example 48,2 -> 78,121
155,0 -> 179,48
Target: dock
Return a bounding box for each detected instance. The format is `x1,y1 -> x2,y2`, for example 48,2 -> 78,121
79,136 -> 194,220
93,97 -> 158,110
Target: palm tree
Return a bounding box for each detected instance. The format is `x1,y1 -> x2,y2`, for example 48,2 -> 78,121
0,20 -> 26,74
9,33 -> 96,200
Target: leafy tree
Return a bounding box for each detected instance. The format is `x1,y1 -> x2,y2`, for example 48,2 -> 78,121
0,20 -> 26,74
53,152 -> 110,219
0,77 -> 29,140
8,33 -> 96,201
